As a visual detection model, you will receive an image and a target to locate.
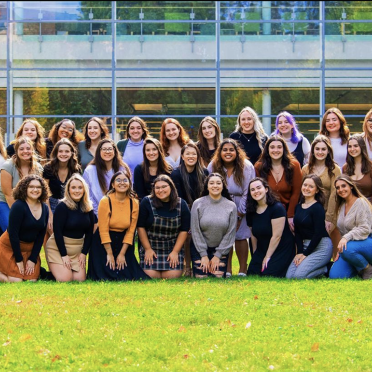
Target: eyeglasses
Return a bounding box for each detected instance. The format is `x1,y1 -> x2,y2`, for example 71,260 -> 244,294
154,185 -> 170,191
101,147 -> 114,153
28,186 -> 42,190
115,178 -> 129,184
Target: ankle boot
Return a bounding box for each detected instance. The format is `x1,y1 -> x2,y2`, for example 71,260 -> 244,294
359,264 -> 372,280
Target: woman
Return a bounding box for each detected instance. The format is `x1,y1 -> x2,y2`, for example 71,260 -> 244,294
255,135 -> 302,232
208,138 -> 255,276
78,117 -> 109,171
190,173 -> 237,278
83,138 -> 130,217
0,175 -> 49,282
0,137 -> 43,232
171,143 -> 209,277
286,175 -> 333,279
88,171 -> 148,281
134,138 -> 172,200
274,111 -> 311,166
362,108 -> 372,159
319,107 -> 350,167
246,177 -> 295,277
229,106 -> 268,166
160,118 -> 189,169
329,175 -> 372,280
197,116 -> 221,167
6,118 -> 46,161
342,134 -> 372,202
137,175 -> 190,279
45,174 -> 94,282
117,116 -> 149,178
46,119 -> 84,159
0,129 -> 7,168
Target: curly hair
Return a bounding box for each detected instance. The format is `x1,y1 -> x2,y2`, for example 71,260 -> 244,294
160,118 -> 190,156
107,170 -> 136,199
246,177 -> 279,215
197,117 -> 221,166
13,174 -> 50,203
13,137 -> 42,178
319,107 -> 350,145
48,118 -> 84,146
125,116 -> 149,140
82,117 -> 109,149
150,175 -> 179,210
307,135 -> 336,179
274,111 -> 302,144
210,138 -> 248,188
344,134 -> 372,176
256,135 -> 296,184
299,174 -> 326,206
200,173 -> 232,201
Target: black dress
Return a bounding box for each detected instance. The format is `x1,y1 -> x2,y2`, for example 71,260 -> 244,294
247,202 -> 295,277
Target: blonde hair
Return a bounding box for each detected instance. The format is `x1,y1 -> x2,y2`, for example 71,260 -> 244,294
61,173 -> 93,213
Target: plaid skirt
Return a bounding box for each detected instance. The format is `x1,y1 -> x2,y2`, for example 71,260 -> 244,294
139,246 -> 184,271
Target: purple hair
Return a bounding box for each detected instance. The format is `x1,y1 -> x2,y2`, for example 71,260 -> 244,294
274,111 -> 302,144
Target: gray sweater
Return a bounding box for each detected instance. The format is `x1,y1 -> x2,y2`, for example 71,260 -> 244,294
191,195 -> 237,258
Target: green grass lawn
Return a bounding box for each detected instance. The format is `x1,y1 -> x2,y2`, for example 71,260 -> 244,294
1,258 -> 372,371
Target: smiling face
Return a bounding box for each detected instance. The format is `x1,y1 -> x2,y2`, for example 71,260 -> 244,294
277,116 -> 293,136
100,143 -> 115,162
268,141 -> 284,161
113,175 -> 130,195
69,179 -> 84,202
128,121 -> 144,142
58,121 -> 75,139
221,143 -> 237,164
154,180 -> 171,202
348,139 -> 362,158
325,113 -> 341,135
22,123 -> 38,141
239,111 -> 255,134
87,121 -> 102,141
27,180 -> 42,201
145,143 -> 159,162
165,123 -> 180,141
207,175 -> 223,198
201,121 -> 216,140
57,144 -> 73,163
313,141 -> 329,162
182,147 -> 198,167
17,142 -> 33,161
335,180 -> 353,200
249,180 -> 267,202
301,178 -> 317,199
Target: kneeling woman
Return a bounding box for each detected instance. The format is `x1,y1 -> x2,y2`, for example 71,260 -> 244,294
0,175 -> 49,282
88,171 -> 148,281
45,174 -> 95,282
190,173 -> 237,278
286,175 -> 332,279
329,176 -> 372,279
246,177 -> 295,277
137,175 -> 190,279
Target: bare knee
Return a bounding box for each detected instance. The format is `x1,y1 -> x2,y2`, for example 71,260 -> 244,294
161,270 -> 182,279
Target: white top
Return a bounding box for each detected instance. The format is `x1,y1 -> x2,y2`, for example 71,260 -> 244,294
329,137 -> 348,168
0,154 -> 5,168
364,137 -> 372,161
165,155 -> 180,169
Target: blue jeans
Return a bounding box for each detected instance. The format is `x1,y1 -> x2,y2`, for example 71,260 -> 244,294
329,236 -> 372,279
0,201 -> 10,232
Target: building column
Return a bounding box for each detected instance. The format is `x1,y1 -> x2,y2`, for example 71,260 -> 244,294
262,1 -> 272,35
262,89 -> 271,135
14,90 -> 23,137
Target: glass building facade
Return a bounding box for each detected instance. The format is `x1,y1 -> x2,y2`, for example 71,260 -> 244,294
1,1 -> 372,144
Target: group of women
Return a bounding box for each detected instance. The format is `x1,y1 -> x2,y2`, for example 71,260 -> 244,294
1,106 -> 372,283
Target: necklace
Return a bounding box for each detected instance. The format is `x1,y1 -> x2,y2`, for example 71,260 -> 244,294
313,165 -> 326,176
241,132 -> 255,142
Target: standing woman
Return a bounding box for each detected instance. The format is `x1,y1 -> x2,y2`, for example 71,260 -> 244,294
0,175 -> 49,282
0,129 -> 7,168
329,176 -> 372,280
45,174 -> 94,282
45,119 -> 84,159
197,116 -> 221,167
319,107 -> 350,167
117,116 -> 150,178
134,138 -> 172,200
342,134 -> 372,202
190,173 -> 237,278
88,171 -> 148,281
160,118 -> 189,169
208,138 -> 256,276
255,135 -> 302,232
229,106 -> 268,166
0,137 -> 43,232
78,117 -> 109,171
286,175 -> 333,279
6,118 -> 46,161
246,177 -> 295,277
137,175 -> 190,279
274,111 -> 311,166
362,108 -> 372,159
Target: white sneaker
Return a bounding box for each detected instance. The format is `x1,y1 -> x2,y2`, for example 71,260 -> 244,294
238,272 -> 247,277
225,272 -> 232,278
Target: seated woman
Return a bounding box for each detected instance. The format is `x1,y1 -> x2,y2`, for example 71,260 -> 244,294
329,175 -> 372,280
342,134 -> 372,202
88,171 -> 148,281
190,173 -> 237,278
137,175 -> 190,279
286,174 -> 333,279
0,175 -> 49,282
45,174 -> 95,282
246,177 -> 295,277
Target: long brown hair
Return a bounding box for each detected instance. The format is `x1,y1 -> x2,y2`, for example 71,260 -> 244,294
299,174 -> 326,206
319,107 -> 350,145
13,137 -> 41,178
48,118 -> 84,146
307,135 -> 336,179
344,134 -> 372,176
150,175 -> 179,210
125,116 -> 149,140
82,117 -> 109,149
210,138 -> 247,188
197,116 -> 221,166
160,118 -> 189,156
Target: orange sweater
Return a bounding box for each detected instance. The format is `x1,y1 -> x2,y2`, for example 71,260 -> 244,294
98,194 -> 139,245
255,160 -> 302,218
